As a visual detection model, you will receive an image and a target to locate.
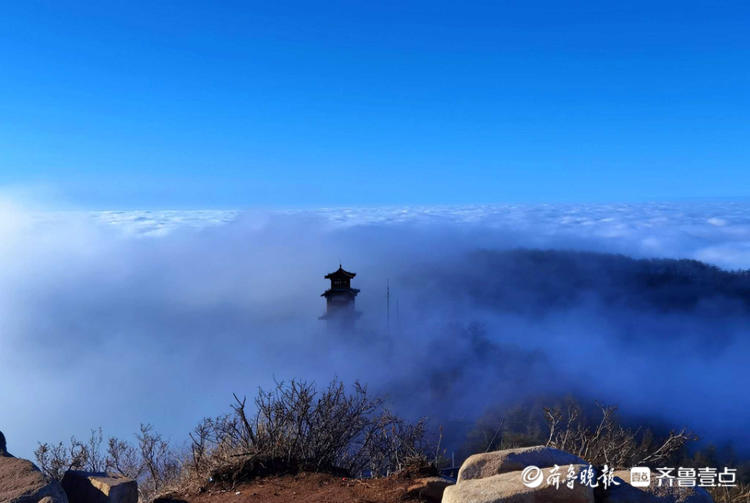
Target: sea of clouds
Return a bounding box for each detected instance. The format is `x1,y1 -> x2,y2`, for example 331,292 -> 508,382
1,201 -> 748,459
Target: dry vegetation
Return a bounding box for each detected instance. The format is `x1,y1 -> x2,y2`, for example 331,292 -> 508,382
35,379 -> 433,501
34,381 -> 749,503
543,401 -> 750,503
464,398 -> 749,503
185,379 -> 432,488
543,401 -> 694,467
35,424 -> 179,499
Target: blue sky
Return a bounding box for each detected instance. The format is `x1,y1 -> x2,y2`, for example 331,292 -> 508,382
1,1 -> 749,208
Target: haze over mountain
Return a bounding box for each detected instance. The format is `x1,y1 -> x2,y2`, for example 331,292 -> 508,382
1,201 -> 748,460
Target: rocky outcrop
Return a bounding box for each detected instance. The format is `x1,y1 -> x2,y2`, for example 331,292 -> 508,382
457,445 -> 587,482
60,471 -> 137,503
444,464 -> 595,503
0,431 -> 8,457
603,470 -> 713,503
442,446 -> 715,503
0,455 -> 68,503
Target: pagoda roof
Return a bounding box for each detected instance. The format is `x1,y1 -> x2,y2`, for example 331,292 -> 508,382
324,265 -> 356,279
322,288 -> 360,297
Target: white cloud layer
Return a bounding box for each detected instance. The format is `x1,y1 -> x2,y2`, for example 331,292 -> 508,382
67,202 -> 750,269
1,201 -> 748,460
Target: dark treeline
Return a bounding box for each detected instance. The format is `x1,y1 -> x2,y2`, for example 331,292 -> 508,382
411,249 -> 750,315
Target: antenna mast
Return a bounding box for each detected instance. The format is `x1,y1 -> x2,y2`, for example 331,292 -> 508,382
396,297 -> 400,335
386,279 -> 391,334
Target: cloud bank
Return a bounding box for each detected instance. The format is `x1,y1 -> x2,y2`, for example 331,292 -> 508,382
1,201 -> 748,459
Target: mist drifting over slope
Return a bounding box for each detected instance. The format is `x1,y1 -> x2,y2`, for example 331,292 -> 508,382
1,201 -> 748,459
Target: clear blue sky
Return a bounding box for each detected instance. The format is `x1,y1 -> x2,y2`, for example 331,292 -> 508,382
1,1 -> 748,208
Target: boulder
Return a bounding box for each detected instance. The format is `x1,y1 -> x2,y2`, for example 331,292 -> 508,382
602,470 -> 713,503
443,465 -> 595,503
0,431 -> 7,456
457,446 -> 587,483
404,477 -> 452,502
60,471 -> 137,503
0,455 -> 68,503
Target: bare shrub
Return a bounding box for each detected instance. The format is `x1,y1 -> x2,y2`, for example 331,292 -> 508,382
460,399 -> 552,458
35,425 -> 178,502
462,397 -> 697,470
136,424 -> 180,497
85,428 -> 105,472
33,441 -> 71,481
544,400 -> 694,467
34,379 -> 433,498
184,378 -> 432,487
358,412 -> 431,476
707,483 -> 750,503
106,436 -> 142,480
34,429 -> 103,479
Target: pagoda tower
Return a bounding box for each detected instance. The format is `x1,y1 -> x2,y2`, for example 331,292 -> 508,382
320,265 -> 360,326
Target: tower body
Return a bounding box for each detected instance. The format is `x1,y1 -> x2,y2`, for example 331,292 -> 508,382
320,266 -> 360,327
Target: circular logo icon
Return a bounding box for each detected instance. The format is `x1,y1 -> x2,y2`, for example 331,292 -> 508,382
521,465 -> 544,488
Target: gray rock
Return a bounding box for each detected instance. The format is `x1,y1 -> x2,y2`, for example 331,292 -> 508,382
61,471 -> 137,503
457,445 -> 587,483
0,431 -> 8,456
0,455 -> 68,503
443,465 -> 595,503
603,470 -> 713,503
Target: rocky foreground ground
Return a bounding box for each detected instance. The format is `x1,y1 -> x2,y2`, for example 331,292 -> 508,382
1,435 -> 715,503
159,446 -> 716,503
176,472 -> 445,503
